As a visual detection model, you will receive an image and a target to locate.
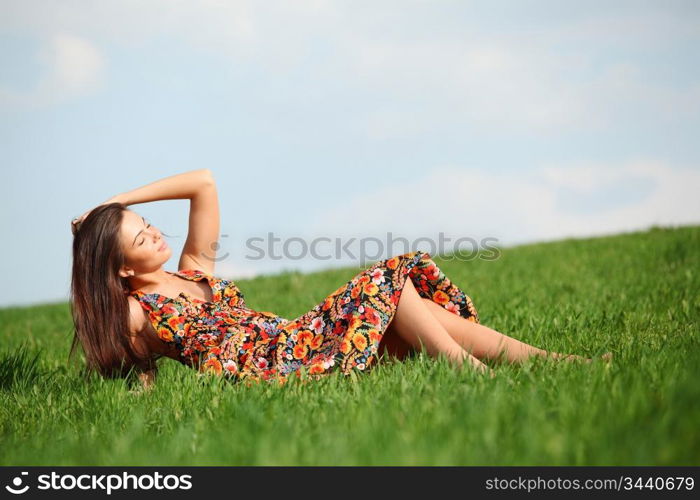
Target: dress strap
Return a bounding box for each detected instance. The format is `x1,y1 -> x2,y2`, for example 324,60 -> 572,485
170,269 -> 210,281
128,288 -> 159,313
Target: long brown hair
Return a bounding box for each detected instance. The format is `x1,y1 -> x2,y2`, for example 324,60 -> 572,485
68,202 -> 159,380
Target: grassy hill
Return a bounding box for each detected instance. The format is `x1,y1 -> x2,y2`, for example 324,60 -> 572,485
1,225 -> 698,465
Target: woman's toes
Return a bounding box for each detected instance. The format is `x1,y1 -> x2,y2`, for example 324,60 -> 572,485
564,354 -> 590,363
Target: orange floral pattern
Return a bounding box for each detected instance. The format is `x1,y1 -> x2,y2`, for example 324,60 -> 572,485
130,251 -> 479,385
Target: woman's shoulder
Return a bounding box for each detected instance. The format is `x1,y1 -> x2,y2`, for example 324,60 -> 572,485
127,295 -> 149,333
127,296 -> 154,353
126,296 -> 179,359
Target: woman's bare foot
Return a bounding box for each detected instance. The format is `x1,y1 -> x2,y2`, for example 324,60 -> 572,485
542,352 -> 594,364
600,352 -> 613,363
567,354 -> 592,364
551,352 -> 613,364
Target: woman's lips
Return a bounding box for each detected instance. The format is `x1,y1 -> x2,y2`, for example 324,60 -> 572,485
158,241 -> 167,251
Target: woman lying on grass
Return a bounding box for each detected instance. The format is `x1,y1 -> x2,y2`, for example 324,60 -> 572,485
69,169 -> 612,392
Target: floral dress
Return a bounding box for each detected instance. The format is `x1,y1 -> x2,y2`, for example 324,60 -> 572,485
130,250 -> 479,386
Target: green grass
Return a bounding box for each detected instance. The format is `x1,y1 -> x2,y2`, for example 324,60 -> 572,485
1,225 -> 698,465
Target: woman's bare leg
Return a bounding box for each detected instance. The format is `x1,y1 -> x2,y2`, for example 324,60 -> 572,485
378,280 -> 493,376
420,298 -> 592,364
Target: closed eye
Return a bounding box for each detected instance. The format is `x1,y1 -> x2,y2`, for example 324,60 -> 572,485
140,224 -> 151,245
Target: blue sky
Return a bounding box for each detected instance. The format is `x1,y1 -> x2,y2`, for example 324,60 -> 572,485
1,0 -> 699,308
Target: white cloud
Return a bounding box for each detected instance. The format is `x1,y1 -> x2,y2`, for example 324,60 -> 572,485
340,32 -> 699,137
45,33 -> 104,92
0,33 -> 105,109
2,2 -> 697,129
330,5 -> 700,136
307,160 -> 700,256
1,1 -> 259,63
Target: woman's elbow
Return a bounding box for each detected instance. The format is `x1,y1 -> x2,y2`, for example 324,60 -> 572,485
137,367 -> 157,390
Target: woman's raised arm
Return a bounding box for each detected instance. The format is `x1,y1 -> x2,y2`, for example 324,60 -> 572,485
112,168 -> 214,206
71,169 -> 215,231
72,168 -> 220,274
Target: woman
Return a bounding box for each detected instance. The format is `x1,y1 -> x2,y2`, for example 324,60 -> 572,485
69,169 -> 610,391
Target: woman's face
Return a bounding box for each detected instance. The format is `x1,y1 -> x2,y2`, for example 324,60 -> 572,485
119,210 -> 171,275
